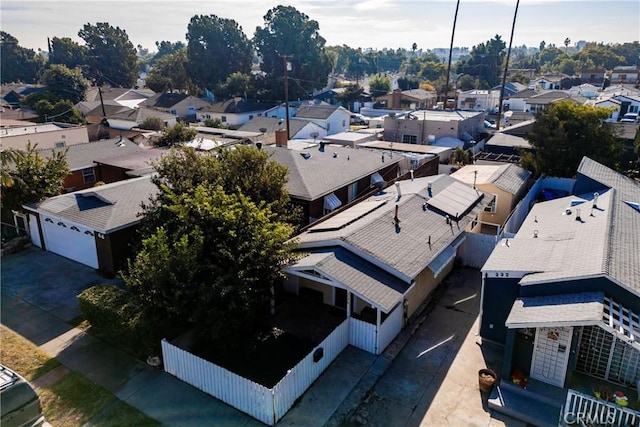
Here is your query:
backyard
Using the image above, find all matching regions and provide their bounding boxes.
[174,295,347,387]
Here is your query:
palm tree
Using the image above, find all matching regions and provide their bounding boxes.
[411,42,418,56]
[564,38,571,53]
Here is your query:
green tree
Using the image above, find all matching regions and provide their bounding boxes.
[48,37,87,72]
[1,143,69,213]
[456,35,506,88]
[369,74,391,98]
[153,40,186,63]
[41,64,89,104]
[0,32,45,83]
[202,118,227,129]
[157,122,197,147]
[528,101,621,177]
[335,84,364,109]
[123,146,298,347]
[610,42,640,66]
[574,44,625,70]
[254,5,331,100]
[145,48,193,93]
[78,22,138,87]
[214,72,255,100]
[185,15,253,91]
[139,116,165,131]
[418,60,446,82]
[508,71,530,85]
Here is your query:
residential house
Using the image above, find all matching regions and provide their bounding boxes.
[1,84,45,108]
[568,83,600,99]
[262,100,328,120]
[196,98,277,129]
[142,93,212,121]
[611,66,639,85]
[283,174,489,354]
[596,94,640,121]
[456,89,500,112]
[85,87,155,108]
[504,88,538,112]
[106,106,177,130]
[491,82,527,99]
[0,123,89,150]
[579,69,606,86]
[375,89,436,110]
[357,140,453,164]
[81,102,132,124]
[24,176,157,276]
[482,133,533,159]
[313,87,374,112]
[0,108,38,124]
[382,110,485,145]
[323,131,379,148]
[532,74,568,90]
[265,145,400,224]
[450,164,530,233]
[481,157,640,425]
[294,105,351,136]
[524,90,582,114]
[38,137,148,192]
[238,116,326,143]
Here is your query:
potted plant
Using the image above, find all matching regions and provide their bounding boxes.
[592,383,613,401]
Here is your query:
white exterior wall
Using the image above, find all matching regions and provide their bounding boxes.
[0,125,89,150]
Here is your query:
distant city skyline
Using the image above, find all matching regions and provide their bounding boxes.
[2,0,638,54]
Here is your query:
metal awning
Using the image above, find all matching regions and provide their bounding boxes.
[505,292,640,351]
[428,245,456,278]
[323,192,342,211]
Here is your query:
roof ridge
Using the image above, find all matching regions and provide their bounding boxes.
[601,188,616,277]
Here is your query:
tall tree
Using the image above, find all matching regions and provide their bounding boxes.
[254,5,331,100]
[154,40,186,62]
[214,72,255,100]
[335,84,364,109]
[123,146,298,347]
[78,22,138,87]
[157,122,197,147]
[573,44,626,70]
[48,37,87,72]
[0,143,69,213]
[0,32,45,84]
[185,15,253,91]
[145,48,194,93]
[456,35,506,88]
[527,101,621,177]
[369,74,391,98]
[41,64,89,104]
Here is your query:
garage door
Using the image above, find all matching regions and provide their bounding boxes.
[41,216,98,268]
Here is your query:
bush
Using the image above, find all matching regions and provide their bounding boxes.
[78,285,168,358]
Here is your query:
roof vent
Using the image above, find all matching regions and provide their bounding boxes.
[575,208,582,221]
[395,182,401,200]
[300,152,312,160]
[593,192,599,209]
[427,182,433,198]
[332,152,338,158]
[533,230,538,238]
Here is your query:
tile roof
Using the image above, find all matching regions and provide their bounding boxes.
[297,175,489,280]
[38,138,145,170]
[296,105,344,120]
[291,247,408,312]
[577,157,640,291]
[266,145,400,200]
[505,292,604,328]
[26,176,157,233]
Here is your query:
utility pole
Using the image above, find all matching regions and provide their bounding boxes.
[282,56,292,141]
[443,0,460,109]
[496,0,520,131]
[98,86,106,118]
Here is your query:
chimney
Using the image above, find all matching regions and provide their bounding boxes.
[275,129,288,147]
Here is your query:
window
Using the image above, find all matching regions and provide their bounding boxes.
[170,109,177,115]
[327,123,331,132]
[402,134,417,144]
[342,119,346,127]
[484,194,497,213]
[221,116,227,123]
[348,182,358,202]
[54,142,65,149]
[82,167,96,183]
[629,106,639,114]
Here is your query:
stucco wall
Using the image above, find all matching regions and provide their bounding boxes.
[405,258,454,318]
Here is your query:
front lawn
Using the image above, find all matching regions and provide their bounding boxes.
[0,326,160,427]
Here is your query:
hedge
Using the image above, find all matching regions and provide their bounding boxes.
[78,285,163,358]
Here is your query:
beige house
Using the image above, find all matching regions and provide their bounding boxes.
[0,123,89,150]
[382,110,485,144]
[375,89,436,110]
[450,163,530,233]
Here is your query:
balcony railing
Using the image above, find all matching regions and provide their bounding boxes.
[562,389,640,427]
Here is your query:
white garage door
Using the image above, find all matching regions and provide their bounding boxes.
[41,216,98,268]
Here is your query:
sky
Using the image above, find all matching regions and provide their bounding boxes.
[2,0,638,53]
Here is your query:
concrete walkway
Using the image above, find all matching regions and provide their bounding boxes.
[2,248,524,426]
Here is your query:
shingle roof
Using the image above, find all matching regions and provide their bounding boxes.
[486,134,532,150]
[451,164,530,195]
[39,138,144,170]
[108,106,176,123]
[205,98,276,114]
[26,176,157,233]
[297,175,489,280]
[266,145,400,200]
[291,247,409,312]
[237,116,316,136]
[577,157,640,290]
[144,93,188,108]
[296,105,343,120]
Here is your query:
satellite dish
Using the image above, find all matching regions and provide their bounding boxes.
[310,132,319,143]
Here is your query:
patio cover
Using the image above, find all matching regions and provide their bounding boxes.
[506,292,640,351]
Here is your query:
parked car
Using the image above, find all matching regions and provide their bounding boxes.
[350,114,369,126]
[0,365,45,427]
[620,112,639,123]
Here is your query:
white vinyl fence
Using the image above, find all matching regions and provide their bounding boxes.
[162,318,349,425]
[562,389,640,427]
[458,232,498,268]
[349,304,402,355]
